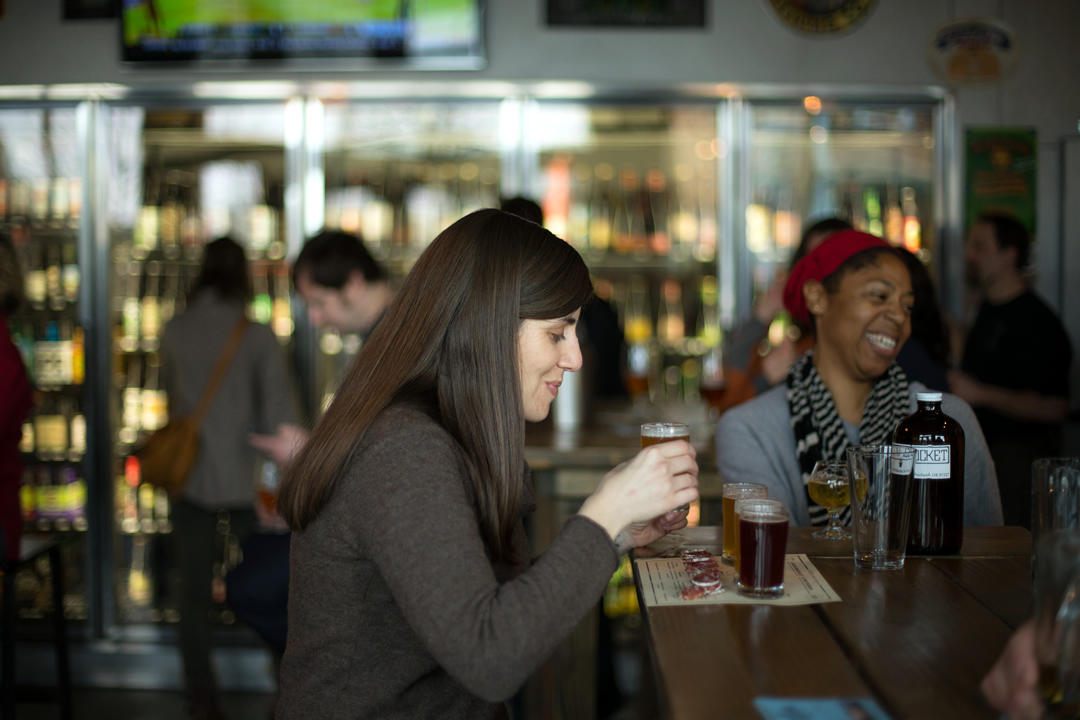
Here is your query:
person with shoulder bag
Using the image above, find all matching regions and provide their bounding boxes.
[160,237,298,720]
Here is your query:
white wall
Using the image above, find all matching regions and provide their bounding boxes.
[1,0,1077,302]
[1,1,1077,297]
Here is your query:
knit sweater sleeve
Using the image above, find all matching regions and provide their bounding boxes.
[940,390,1004,526]
[715,386,810,525]
[339,409,618,702]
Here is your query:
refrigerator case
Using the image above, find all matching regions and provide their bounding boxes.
[742,100,939,353]
[0,105,90,623]
[312,100,506,411]
[525,101,724,410]
[100,103,293,626]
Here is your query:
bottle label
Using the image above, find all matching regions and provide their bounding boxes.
[913,444,951,480]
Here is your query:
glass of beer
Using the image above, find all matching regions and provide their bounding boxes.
[808,460,852,540]
[734,498,789,598]
[722,482,767,565]
[1034,531,1080,715]
[641,422,691,515]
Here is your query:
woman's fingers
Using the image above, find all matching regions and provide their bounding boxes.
[643,439,696,461]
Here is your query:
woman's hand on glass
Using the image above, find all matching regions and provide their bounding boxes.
[616,507,691,553]
[579,441,698,544]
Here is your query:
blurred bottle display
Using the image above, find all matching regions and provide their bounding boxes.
[746,101,937,307]
[100,104,290,623]
[2,105,90,621]
[527,104,723,408]
[316,102,503,407]
[1,93,945,630]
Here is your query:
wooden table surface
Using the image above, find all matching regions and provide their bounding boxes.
[634,526,1033,720]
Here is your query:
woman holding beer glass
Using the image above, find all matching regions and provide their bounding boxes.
[715,230,1002,529]
[275,210,698,719]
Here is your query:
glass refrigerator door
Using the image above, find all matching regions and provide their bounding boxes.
[524,101,723,408]
[743,100,939,328]
[100,102,291,626]
[1,104,90,624]
[311,100,505,411]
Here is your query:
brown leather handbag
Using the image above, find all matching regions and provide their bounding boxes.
[138,316,249,498]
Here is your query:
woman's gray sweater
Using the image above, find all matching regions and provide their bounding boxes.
[276,401,619,719]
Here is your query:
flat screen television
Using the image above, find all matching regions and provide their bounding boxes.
[120,0,485,68]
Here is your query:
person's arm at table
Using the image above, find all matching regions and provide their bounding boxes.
[947,371,1069,424]
[981,620,1043,719]
[249,423,310,466]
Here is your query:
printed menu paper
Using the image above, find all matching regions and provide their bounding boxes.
[636,553,841,607]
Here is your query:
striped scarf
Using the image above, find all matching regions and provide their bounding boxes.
[786,352,910,526]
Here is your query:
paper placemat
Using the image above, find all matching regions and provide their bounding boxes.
[636,553,841,606]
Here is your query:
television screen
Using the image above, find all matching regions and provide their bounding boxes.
[121,0,484,67]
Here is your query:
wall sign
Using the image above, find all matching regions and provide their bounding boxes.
[929,18,1017,84]
[547,0,706,27]
[765,0,875,34]
[964,127,1037,234]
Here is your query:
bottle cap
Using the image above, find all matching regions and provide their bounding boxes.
[917,391,943,402]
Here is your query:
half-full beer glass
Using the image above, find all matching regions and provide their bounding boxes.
[641,422,691,515]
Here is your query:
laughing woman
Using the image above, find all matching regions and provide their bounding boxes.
[715,230,1003,529]
[275,210,698,719]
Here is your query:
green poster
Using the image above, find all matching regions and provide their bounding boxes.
[965,127,1037,234]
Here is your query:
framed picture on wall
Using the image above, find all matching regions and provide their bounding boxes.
[547,0,706,28]
[63,0,117,20]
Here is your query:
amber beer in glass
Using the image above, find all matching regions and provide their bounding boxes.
[735,498,789,598]
[722,482,767,564]
[640,422,689,449]
[641,422,690,513]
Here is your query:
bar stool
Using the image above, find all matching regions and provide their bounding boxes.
[1,532,73,720]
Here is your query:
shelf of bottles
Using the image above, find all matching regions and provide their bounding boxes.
[315,101,504,410]
[1,106,89,621]
[744,99,938,352]
[104,104,290,624]
[527,103,724,408]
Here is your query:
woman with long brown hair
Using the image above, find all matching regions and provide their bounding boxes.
[275,209,698,719]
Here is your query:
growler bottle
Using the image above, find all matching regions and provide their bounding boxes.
[894,391,964,554]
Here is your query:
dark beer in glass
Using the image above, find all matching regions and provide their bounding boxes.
[735,498,788,597]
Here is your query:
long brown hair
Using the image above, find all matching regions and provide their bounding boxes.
[278,209,593,561]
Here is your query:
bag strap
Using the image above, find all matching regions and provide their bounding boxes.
[190,315,250,427]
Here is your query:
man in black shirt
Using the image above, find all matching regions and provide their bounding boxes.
[950,213,1072,527]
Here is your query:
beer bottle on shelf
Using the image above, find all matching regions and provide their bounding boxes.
[50,177,69,226]
[140,266,162,351]
[61,240,80,305]
[30,178,49,222]
[587,164,614,254]
[894,391,964,554]
[68,177,82,227]
[45,243,64,310]
[10,179,31,220]
[901,186,921,253]
[657,278,685,352]
[694,165,717,262]
[25,244,47,310]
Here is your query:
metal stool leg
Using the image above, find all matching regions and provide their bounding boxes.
[3,563,16,720]
[47,546,71,720]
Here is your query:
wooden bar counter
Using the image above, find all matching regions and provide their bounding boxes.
[634,526,1033,720]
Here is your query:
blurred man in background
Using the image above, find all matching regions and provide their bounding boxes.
[950,212,1072,527]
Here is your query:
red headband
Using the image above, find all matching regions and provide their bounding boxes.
[783,229,891,326]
